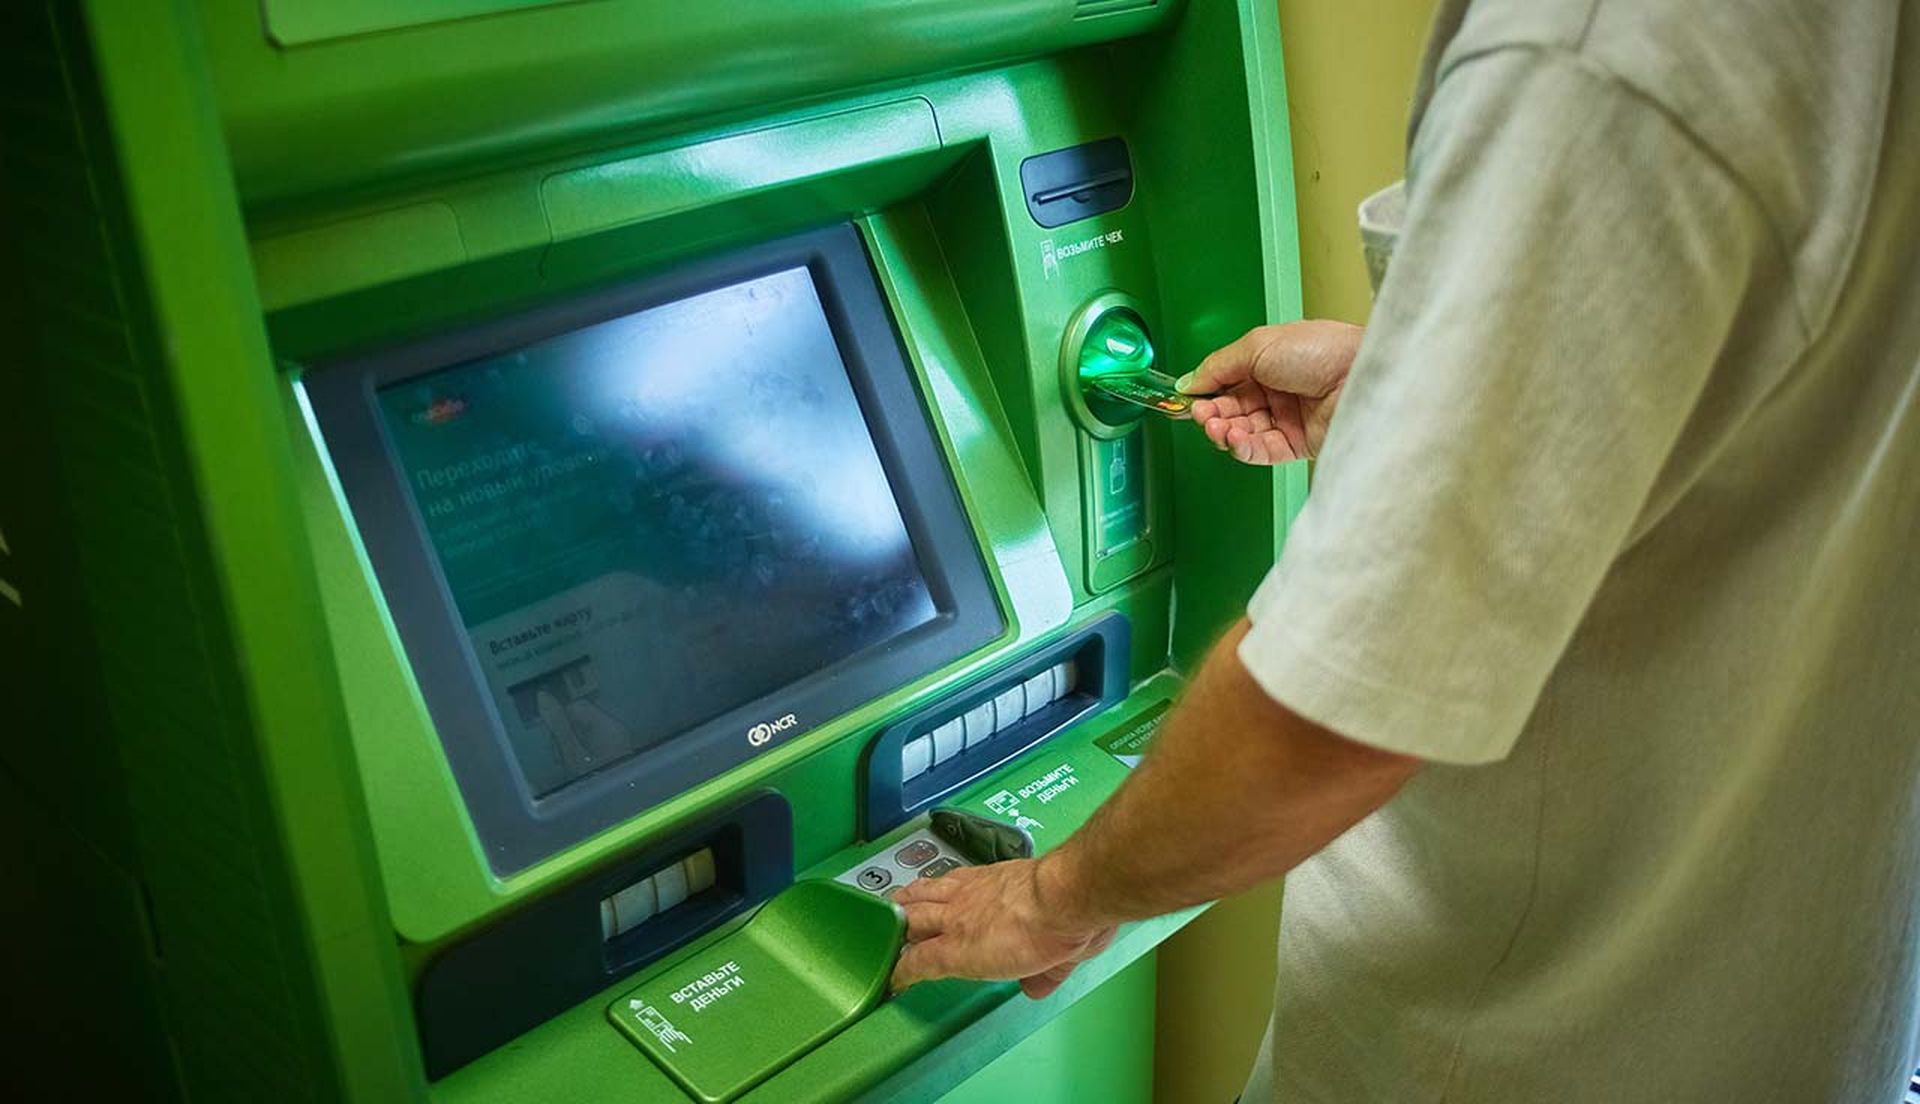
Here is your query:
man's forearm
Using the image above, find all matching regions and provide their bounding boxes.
[1037,619,1420,928]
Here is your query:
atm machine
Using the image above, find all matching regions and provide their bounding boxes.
[0,1,1304,1100]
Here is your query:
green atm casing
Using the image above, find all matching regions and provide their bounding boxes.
[609,879,907,1103]
[0,1,1309,1100]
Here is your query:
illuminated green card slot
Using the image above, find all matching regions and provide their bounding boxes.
[608,880,906,1103]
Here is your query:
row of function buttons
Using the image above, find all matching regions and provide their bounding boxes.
[598,847,717,941]
[900,660,1079,782]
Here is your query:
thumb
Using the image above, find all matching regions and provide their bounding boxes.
[1179,320,1358,398]
[1178,326,1267,395]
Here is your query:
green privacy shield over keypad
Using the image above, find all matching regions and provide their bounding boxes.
[608,879,906,1102]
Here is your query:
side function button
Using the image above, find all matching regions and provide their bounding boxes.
[961,701,997,749]
[604,878,657,939]
[653,861,690,912]
[1052,660,1078,697]
[901,735,933,780]
[683,849,717,895]
[930,718,965,765]
[992,686,1027,732]
[1021,670,1056,716]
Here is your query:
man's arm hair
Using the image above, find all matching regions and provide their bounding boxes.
[1037,618,1421,927]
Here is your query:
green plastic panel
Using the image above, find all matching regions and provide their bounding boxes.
[4,4,421,1100]
[10,0,1303,1098]
[197,0,1180,208]
[428,676,1184,1104]
[263,0,572,46]
[609,880,905,1103]
[1084,430,1157,592]
[253,201,466,312]
[542,100,940,242]
[937,955,1156,1104]
[743,683,1185,1104]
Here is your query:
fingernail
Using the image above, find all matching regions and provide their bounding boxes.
[1174,371,1196,392]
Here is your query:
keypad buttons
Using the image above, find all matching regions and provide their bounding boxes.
[918,857,962,879]
[893,839,940,868]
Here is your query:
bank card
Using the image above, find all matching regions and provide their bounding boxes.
[1087,371,1198,418]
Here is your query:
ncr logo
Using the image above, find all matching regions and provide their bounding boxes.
[746,713,798,748]
[0,524,18,609]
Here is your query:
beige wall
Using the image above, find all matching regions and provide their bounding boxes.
[1280,0,1436,322]
[1151,3,1436,1100]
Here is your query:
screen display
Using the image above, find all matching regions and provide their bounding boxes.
[375,266,938,798]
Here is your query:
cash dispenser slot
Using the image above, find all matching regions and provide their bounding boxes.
[608,879,905,1103]
[861,614,1130,837]
[414,792,792,1079]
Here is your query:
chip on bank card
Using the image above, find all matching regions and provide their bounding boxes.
[1088,371,1199,418]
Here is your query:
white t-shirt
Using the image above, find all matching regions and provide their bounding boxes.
[1237,0,1920,1100]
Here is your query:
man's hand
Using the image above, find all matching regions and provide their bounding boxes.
[887,621,1418,1001]
[1182,320,1362,463]
[889,854,1115,999]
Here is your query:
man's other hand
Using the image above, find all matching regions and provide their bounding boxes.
[889,855,1114,999]
[1182,320,1361,463]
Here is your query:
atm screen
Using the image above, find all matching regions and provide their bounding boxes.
[308,225,1000,871]
[376,267,939,798]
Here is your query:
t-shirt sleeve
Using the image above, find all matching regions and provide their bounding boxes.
[1238,47,1775,764]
